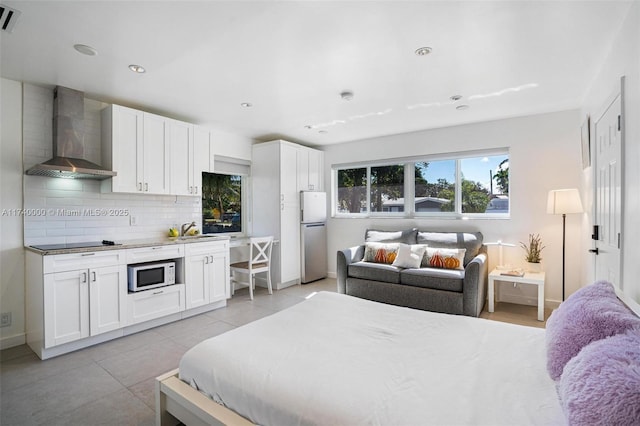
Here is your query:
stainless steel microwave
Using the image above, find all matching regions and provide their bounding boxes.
[127,261,175,292]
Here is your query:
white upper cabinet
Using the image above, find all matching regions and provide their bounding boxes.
[103,105,213,196]
[169,119,194,196]
[169,122,212,196]
[297,146,324,192]
[101,105,170,194]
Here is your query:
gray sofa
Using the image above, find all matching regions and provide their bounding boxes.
[337,229,488,317]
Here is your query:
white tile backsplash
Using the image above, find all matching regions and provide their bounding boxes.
[23,83,202,246]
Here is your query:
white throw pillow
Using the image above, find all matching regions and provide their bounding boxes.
[392,244,427,268]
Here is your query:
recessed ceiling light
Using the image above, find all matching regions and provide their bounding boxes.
[318,130,328,134]
[128,64,146,73]
[450,95,462,102]
[415,46,432,56]
[73,44,98,56]
[340,91,354,101]
[240,102,252,108]
[456,104,470,111]
[304,125,313,130]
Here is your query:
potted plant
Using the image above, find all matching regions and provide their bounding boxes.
[520,234,544,272]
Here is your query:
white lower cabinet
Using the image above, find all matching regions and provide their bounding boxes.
[26,239,230,359]
[185,240,230,309]
[44,264,126,347]
[125,284,185,325]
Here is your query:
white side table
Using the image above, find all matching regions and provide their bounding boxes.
[488,269,546,321]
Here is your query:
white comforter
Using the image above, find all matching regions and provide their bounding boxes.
[179,291,564,425]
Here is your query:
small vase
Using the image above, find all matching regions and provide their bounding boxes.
[526,262,542,273]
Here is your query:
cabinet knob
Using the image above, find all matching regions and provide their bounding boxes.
[138,182,143,191]
[82,272,87,283]
[92,271,97,282]
[145,183,149,192]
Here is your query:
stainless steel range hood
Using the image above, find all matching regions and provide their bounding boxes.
[26,86,116,180]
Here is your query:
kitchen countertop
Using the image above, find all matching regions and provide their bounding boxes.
[25,235,231,256]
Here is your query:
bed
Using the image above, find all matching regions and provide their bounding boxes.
[156,291,565,425]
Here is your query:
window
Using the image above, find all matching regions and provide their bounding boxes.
[371,165,404,213]
[336,167,367,214]
[202,172,243,234]
[414,160,455,213]
[333,150,509,217]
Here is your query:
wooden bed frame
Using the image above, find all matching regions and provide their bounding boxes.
[155,369,254,426]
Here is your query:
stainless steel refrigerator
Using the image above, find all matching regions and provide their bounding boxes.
[300,191,327,283]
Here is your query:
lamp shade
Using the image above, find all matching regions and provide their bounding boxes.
[547,188,583,214]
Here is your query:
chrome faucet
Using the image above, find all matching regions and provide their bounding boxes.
[181,221,196,236]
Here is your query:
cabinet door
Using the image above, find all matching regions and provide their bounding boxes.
[307,149,323,191]
[209,249,229,302]
[280,202,301,284]
[125,284,185,325]
[44,270,89,347]
[111,105,143,193]
[89,265,127,336]
[185,253,210,309]
[192,126,211,195]
[169,120,193,196]
[296,147,309,192]
[143,112,170,194]
[280,143,299,205]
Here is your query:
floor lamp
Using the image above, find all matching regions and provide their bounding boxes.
[547,188,583,301]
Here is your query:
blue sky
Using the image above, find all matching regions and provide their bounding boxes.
[420,155,508,193]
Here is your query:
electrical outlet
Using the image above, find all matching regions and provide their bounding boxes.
[0,312,11,328]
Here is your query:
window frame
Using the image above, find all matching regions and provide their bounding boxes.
[332,148,509,219]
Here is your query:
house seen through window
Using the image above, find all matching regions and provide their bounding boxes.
[202,172,242,234]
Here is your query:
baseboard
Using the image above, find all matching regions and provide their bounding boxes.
[0,333,26,350]
[327,271,336,279]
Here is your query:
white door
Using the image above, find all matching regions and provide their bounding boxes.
[209,249,229,302]
[44,270,89,347]
[185,253,210,309]
[112,105,143,193]
[169,119,193,196]
[143,112,169,194]
[192,126,211,195]
[593,91,623,285]
[89,265,126,336]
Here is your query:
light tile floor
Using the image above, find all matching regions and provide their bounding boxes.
[1,278,547,425]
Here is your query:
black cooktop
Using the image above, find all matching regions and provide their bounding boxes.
[30,240,121,251]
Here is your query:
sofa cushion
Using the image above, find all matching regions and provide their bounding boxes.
[392,244,427,268]
[417,232,483,265]
[400,267,464,292]
[365,228,418,244]
[348,261,401,284]
[363,242,399,264]
[422,247,466,270]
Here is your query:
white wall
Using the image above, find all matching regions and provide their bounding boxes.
[324,109,584,307]
[0,78,26,349]
[581,2,640,305]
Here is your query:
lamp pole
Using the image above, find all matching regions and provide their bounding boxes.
[562,213,566,301]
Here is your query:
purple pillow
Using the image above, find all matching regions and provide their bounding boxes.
[546,280,640,380]
[558,330,640,425]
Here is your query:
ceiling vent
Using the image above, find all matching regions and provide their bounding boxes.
[0,4,21,33]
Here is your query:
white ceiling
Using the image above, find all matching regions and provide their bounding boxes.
[0,1,632,146]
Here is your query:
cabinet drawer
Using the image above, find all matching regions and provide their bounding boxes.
[184,240,229,256]
[125,284,185,325]
[43,250,124,273]
[126,244,184,263]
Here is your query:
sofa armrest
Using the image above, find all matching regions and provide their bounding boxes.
[462,250,488,317]
[337,245,365,293]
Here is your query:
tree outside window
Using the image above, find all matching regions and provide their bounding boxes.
[337,168,367,213]
[202,172,242,234]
